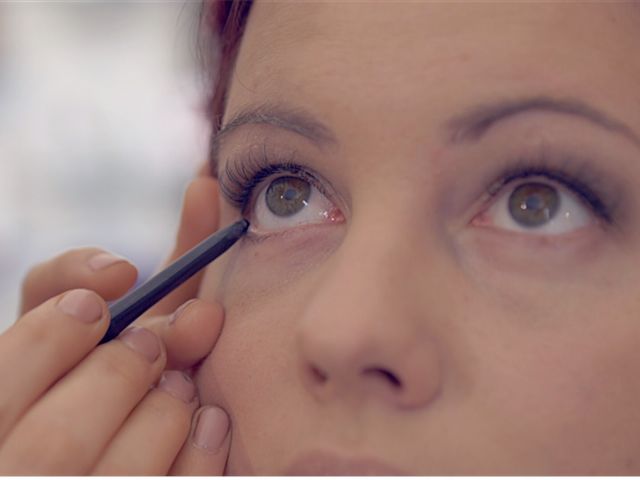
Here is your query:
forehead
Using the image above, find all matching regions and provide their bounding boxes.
[224,2,640,138]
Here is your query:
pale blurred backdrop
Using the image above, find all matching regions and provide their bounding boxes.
[0,2,212,331]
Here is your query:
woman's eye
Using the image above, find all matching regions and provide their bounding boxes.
[473,179,594,235]
[249,176,342,233]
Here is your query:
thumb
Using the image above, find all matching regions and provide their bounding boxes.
[142,176,220,318]
[169,406,231,475]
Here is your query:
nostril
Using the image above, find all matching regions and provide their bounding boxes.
[363,367,402,389]
[310,365,328,384]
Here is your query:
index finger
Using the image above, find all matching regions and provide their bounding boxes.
[141,176,220,319]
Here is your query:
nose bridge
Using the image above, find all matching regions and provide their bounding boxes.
[296,213,443,409]
[342,221,411,306]
[305,212,419,341]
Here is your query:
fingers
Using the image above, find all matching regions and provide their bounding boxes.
[92,371,198,475]
[0,292,224,474]
[0,326,166,475]
[0,289,110,439]
[86,300,225,474]
[14,250,222,406]
[196,160,212,177]
[142,177,220,318]
[20,248,137,315]
[137,299,224,370]
[169,406,231,475]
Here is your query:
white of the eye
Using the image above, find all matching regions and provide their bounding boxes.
[252,181,334,231]
[489,183,592,235]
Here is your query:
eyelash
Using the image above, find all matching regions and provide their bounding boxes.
[219,149,615,225]
[219,148,325,215]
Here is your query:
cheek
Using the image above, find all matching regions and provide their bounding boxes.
[201,223,344,313]
[467,293,640,473]
[196,267,331,474]
[195,291,296,405]
[196,206,640,473]
[194,295,299,474]
[194,224,344,471]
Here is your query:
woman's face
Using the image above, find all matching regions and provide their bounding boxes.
[196,2,640,474]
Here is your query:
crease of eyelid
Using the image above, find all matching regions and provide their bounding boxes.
[210,102,339,177]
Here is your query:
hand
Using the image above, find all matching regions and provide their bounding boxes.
[0,177,230,475]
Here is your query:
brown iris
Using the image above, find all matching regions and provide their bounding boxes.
[265,176,311,217]
[508,182,560,228]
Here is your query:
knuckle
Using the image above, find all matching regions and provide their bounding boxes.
[61,247,100,264]
[16,313,50,348]
[20,248,97,305]
[145,392,191,433]
[20,261,46,297]
[94,348,149,388]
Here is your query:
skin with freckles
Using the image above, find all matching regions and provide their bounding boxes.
[195,2,640,474]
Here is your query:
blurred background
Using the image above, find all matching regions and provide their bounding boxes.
[0,2,212,331]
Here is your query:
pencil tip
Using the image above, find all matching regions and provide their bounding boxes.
[238,218,250,234]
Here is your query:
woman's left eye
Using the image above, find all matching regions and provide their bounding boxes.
[249,175,342,233]
[473,178,595,235]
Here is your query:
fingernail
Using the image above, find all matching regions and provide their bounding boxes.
[169,299,198,325]
[158,370,196,403]
[119,327,161,363]
[193,406,229,452]
[58,289,103,323]
[88,252,127,271]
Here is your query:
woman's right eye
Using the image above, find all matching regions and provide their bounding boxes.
[248,175,344,234]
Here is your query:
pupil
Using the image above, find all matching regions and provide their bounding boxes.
[265,177,311,217]
[524,195,543,210]
[283,188,297,201]
[508,182,559,228]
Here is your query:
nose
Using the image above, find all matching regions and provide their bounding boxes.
[296,224,443,410]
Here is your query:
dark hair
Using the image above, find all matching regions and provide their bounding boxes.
[199,0,253,174]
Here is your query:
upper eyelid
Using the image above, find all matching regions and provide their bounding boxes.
[218,146,329,212]
[212,109,339,179]
[218,144,295,205]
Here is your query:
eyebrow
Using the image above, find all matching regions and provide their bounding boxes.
[212,103,338,150]
[447,96,640,147]
[210,96,640,174]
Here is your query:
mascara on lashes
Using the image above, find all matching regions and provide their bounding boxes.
[219,149,324,214]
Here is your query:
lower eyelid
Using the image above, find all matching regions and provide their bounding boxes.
[245,219,344,243]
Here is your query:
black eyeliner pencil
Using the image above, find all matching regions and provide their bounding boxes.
[99,219,249,344]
